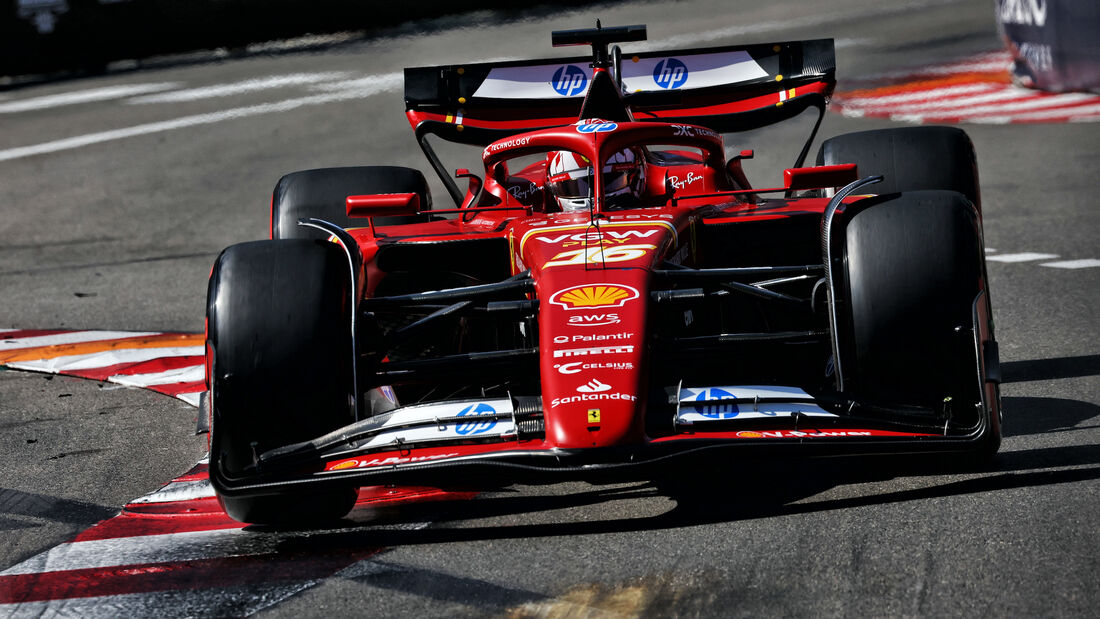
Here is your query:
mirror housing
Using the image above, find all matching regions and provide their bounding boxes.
[346,193,421,218]
[783,164,858,191]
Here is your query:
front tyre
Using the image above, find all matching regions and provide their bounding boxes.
[831,190,1000,457]
[207,239,357,524]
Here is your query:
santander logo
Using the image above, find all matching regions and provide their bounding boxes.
[576,379,612,393]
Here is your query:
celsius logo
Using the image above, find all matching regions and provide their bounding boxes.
[691,388,738,418]
[653,58,688,89]
[455,402,497,435]
[577,379,612,393]
[552,65,589,96]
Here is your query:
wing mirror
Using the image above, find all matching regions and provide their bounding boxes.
[345,193,421,218]
[783,164,858,191]
[455,168,483,210]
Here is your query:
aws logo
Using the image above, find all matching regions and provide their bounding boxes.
[568,312,620,326]
[550,284,639,310]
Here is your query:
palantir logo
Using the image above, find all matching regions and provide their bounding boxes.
[455,402,497,435]
[552,65,589,96]
[653,58,689,90]
[692,388,738,418]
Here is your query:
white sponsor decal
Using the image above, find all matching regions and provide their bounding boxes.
[473,64,590,99]
[534,228,655,248]
[668,172,703,190]
[551,392,637,408]
[567,313,621,326]
[555,361,635,374]
[620,51,768,92]
[564,332,632,342]
[576,379,612,393]
[485,135,532,155]
[671,124,719,138]
[535,229,660,245]
[1017,42,1053,72]
[998,0,1047,26]
[675,385,835,423]
[508,183,539,200]
[679,385,816,401]
[345,398,515,449]
[553,345,634,358]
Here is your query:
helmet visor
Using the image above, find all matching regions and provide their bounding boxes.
[547,167,593,199]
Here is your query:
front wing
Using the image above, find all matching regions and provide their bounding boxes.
[209,386,997,499]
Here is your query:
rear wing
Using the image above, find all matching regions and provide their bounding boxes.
[404,38,836,146]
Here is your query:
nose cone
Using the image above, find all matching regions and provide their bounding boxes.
[517,215,679,449]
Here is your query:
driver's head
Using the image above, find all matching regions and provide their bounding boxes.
[546,148,646,211]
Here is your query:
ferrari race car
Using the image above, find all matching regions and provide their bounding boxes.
[204,24,1002,524]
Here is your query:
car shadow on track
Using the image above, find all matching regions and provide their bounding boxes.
[1001,354,1100,384]
[256,395,1099,549]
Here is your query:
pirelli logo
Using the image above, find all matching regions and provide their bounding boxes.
[553,345,635,358]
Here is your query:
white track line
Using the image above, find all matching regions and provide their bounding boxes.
[0,331,158,351]
[127,72,351,104]
[0,73,401,163]
[985,252,1060,263]
[1040,259,1100,269]
[0,83,180,113]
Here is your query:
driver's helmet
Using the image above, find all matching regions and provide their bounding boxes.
[546,148,646,211]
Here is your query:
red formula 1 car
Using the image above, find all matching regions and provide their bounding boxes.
[204,24,1001,524]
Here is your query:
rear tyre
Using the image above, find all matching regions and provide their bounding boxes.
[833,190,999,456]
[207,239,357,524]
[271,166,433,239]
[817,126,981,212]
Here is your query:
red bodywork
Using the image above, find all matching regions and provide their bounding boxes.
[208,29,999,500]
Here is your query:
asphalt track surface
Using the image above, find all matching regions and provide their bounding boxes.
[1,0,1097,615]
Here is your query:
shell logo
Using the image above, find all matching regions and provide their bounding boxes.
[735,431,764,438]
[328,459,359,471]
[550,284,639,310]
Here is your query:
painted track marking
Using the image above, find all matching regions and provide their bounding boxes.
[0,83,180,113]
[0,73,402,163]
[0,332,476,613]
[126,72,352,104]
[986,252,1061,263]
[833,52,1100,124]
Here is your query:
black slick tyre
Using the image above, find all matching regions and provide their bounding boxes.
[207,239,357,524]
[832,190,999,455]
[817,126,981,213]
[271,166,432,239]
